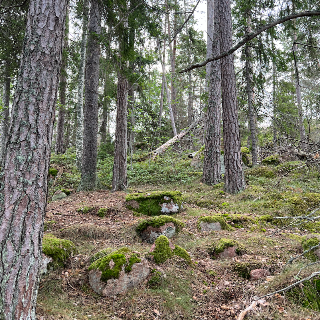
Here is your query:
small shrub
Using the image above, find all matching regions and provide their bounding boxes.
[48,167,58,177]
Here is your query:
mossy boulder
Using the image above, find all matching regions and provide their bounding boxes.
[261,154,280,166]
[150,235,192,265]
[208,238,246,259]
[288,193,320,216]
[197,216,231,231]
[136,215,185,243]
[88,247,150,296]
[42,234,77,267]
[301,236,320,261]
[126,191,183,216]
[233,260,264,279]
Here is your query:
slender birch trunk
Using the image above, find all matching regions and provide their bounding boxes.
[0,0,67,318]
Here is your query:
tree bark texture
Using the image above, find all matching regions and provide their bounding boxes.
[206,0,214,87]
[203,0,222,185]
[112,74,128,191]
[0,1,67,319]
[80,0,101,191]
[128,84,135,153]
[245,14,258,166]
[219,0,245,193]
[0,62,10,167]
[55,14,69,154]
[76,0,90,170]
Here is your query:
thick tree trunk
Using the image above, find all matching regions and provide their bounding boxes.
[79,0,101,191]
[245,14,258,166]
[76,0,90,170]
[219,0,245,193]
[203,0,222,185]
[55,15,69,154]
[0,1,67,319]
[0,62,10,166]
[112,74,128,191]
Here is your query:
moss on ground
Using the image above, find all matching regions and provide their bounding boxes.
[233,261,263,279]
[48,167,58,177]
[262,154,280,166]
[42,234,77,267]
[245,166,276,178]
[288,193,320,216]
[97,208,108,217]
[126,191,182,216]
[301,236,320,261]
[208,238,246,258]
[88,247,141,282]
[136,215,185,234]
[76,206,95,214]
[197,215,231,231]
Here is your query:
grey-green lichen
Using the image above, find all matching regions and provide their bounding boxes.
[42,234,77,267]
[88,247,141,282]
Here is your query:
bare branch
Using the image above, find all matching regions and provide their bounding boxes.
[180,10,320,73]
[237,299,267,320]
[285,243,320,266]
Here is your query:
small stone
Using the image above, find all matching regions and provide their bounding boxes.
[250,269,270,280]
[199,221,222,232]
[141,222,176,243]
[218,246,237,259]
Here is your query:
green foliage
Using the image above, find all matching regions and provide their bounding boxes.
[90,248,114,263]
[262,154,280,166]
[208,238,246,258]
[61,189,71,196]
[288,193,320,216]
[245,166,276,178]
[172,246,192,265]
[197,216,231,231]
[147,269,163,289]
[88,247,140,282]
[126,191,182,216]
[48,167,58,177]
[42,234,77,267]
[97,208,108,217]
[136,215,185,234]
[77,206,95,214]
[98,139,114,160]
[152,236,173,264]
[301,236,320,261]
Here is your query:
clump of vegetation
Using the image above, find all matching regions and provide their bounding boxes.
[88,247,141,282]
[48,167,58,177]
[136,215,185,235]
[197,215,231,231]
[97,208,108,217]
[241,147,251,167]
[245,166,276,178]
[301,236,320,261]
[208,238,246,258]
[233,260,263,279]
[90,248,115,263]
[276,161,303,174]
[126,191,182,216]
[147,269,163,289]
[44,220,56,231]
[151,235,192,265]
[262,154,280,166]
[42,234,77,267]
[60,188,71,195]
[77,206,95,214]
[288,193,320,216]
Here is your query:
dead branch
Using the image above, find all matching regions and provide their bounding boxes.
[237,299,266,320]
[180,10,320,73]
[286,243,320,266]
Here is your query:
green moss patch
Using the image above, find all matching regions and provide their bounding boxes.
[245,166,276,178]
[151,235,192,265]
[233,260,263,279]
[42,234,77,267]
[147,269,163,289]
[261,154,280,166]
[208,238,246,259]
[126,191,182,216]
[301,236,320,261]
[88,247,141,282]
[48,167,58,177]
[76,206,95,214]
[288,193,320,216]
[136,215,185,235]
[197,215,231,231]
[97,208,108,217]
[223,213,255,228]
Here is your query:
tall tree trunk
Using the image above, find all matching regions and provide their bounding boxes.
[272,40,277,148]
[219,0,245,193]
[187,72,194,125]
[203,0,221,185]
[128,83,135,153]
[112,74,128,191]
[0,1,67,318]
[206,0,214,87]
[55,12,69,154]
[76,0,90,170]
[159,73,165,127]
[245,14,258,166]
[0,62,10,166]
[100,72,110,145]
[79,0,101,191]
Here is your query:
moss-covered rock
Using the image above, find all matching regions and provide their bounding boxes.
[88,247,141,282]
[126,191,183,216]
[197,215,231,231]
[151,235,192,265]
[261,154,280,166]
[233,260,263,279]
[208,238,246,259]
[42,234,77,267]
[301,236,320,261]
[77,206,95,214]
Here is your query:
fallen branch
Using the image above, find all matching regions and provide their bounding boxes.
[237,299,266,320]
[180,10,320,73]
[285,242,320,266]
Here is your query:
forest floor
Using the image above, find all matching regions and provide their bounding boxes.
[37,153,320,320]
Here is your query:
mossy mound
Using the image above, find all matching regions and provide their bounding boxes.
[136,215,185,235]
[208,238,246,259]
[48,167,58,177]
[276,161,303,174]
[233,260,263,279]
[197,215,231,231]
[151,235,192,265]
[288,193,320,216]
[261,154,280,166]
[77,206,95,214]
[245,166,276,178]
[147,269,163,289]
[222,213,255,228]
[301,236,320,261]
[88,247,141,282]
[126,191,183,216]
[42,234,77,267]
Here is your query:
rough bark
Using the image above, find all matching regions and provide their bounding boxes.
[100,72,110,145]
[112,74,128,191]
[0,62,10,166]
[203,0,221,185]
[219,0,245,193]
[55,13,69,154]
[76,0,90,170]
[245,14,258,166]
[0,1,67,319]
[79,0,101,191]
